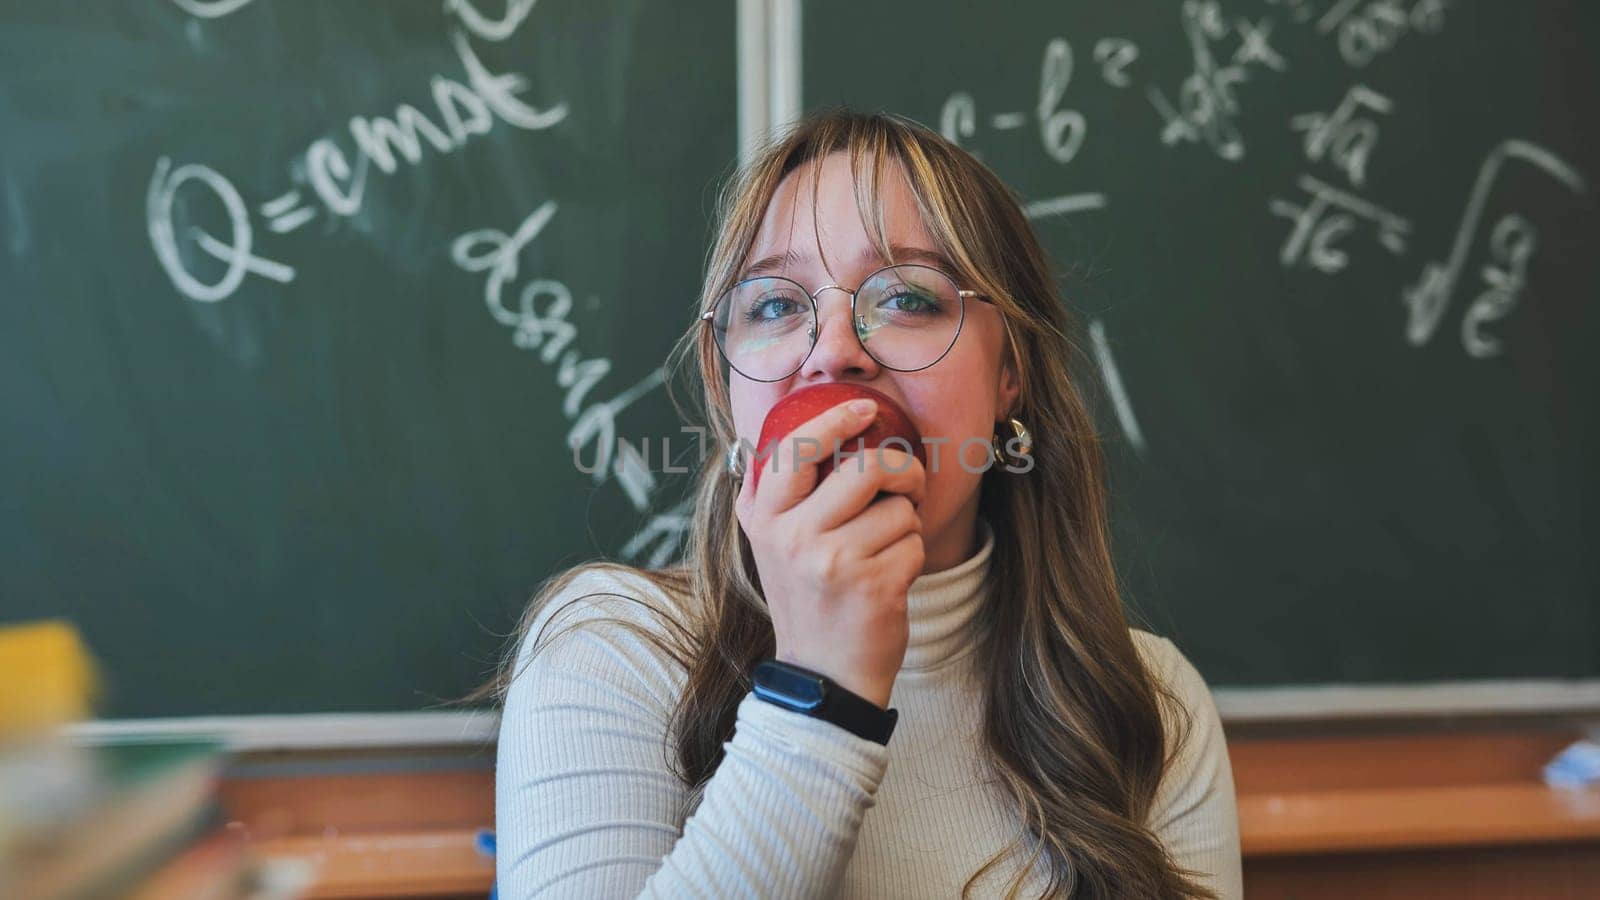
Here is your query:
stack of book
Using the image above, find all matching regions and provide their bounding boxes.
[0,620,310,899]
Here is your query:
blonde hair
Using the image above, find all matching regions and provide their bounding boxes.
[480,109,1215,899]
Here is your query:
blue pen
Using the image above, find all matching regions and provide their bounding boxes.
[475,828,497,900]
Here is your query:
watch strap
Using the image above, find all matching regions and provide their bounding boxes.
[751,658,899,746]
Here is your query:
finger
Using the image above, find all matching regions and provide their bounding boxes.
[830,446,925,508]
[827,492,921,559]
[804,449,926,532]
[869,528,926,580]
[755,397,878,513]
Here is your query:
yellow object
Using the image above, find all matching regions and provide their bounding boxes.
[0,620,99,737]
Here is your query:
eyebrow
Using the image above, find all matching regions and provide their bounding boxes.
[738,244,958,282]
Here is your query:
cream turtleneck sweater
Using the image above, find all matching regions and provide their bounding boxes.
[496,520,1242,898]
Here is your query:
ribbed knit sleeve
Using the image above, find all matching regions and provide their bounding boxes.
[1143,635,1244,900]
[495,569,891,899]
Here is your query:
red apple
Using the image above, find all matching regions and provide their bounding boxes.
[751,383,925,491]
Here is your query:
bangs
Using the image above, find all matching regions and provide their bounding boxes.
[771,115,989,292]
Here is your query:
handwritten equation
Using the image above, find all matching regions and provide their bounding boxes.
[931,0,1587,379]
[145,26,566,302]
[1403,141,1588,358]
[1216,0,1586,360]
[1262,0,1587,360]
[939,35,1128,220]
[146,1,687,565]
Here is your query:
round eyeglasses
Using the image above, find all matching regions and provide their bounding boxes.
[702,263,995,382]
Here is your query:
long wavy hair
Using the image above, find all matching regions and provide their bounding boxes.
[477,109,1214,899]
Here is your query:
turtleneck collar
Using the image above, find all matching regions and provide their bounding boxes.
[902,516,994,672]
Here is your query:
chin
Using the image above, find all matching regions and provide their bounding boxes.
[914,480,963,542]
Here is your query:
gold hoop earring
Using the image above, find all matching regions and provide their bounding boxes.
[991,417,1033,470]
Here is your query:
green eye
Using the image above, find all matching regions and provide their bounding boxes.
[881,290,940,314]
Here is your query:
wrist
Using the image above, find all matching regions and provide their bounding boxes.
[774,653,893,708]
[751,658,899,746]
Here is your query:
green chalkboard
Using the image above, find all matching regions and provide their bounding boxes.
[1,1,733,716]
[805,1,1600,686]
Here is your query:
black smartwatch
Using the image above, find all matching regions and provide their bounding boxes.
[750,658,899,746]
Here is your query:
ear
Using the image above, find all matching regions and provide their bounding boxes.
[995,352,1021,421]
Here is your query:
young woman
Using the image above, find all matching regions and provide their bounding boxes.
[490,110,1242,898]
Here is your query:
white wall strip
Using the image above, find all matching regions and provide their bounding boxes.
[66,711,499,752]
[62,680,1600,752]
[736,0,801,164]
[768,0,803,133]
[736,0,769,167]
[1213,679,1600,723]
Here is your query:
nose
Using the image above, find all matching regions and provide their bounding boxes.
[800,287,879,382]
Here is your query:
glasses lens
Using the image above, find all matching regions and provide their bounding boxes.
[855,265,965,371]
[709,277,816,381]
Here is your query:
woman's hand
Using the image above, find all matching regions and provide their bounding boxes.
[734,397,927,709]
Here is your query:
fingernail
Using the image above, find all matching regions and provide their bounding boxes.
[848,398,876,418]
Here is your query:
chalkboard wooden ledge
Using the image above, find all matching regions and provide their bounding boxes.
[255,830,492,900]
[220,726,1600,898]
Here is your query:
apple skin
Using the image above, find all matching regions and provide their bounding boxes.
[751,383,926,491]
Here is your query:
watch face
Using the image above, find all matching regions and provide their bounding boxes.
[754,662,825,710]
